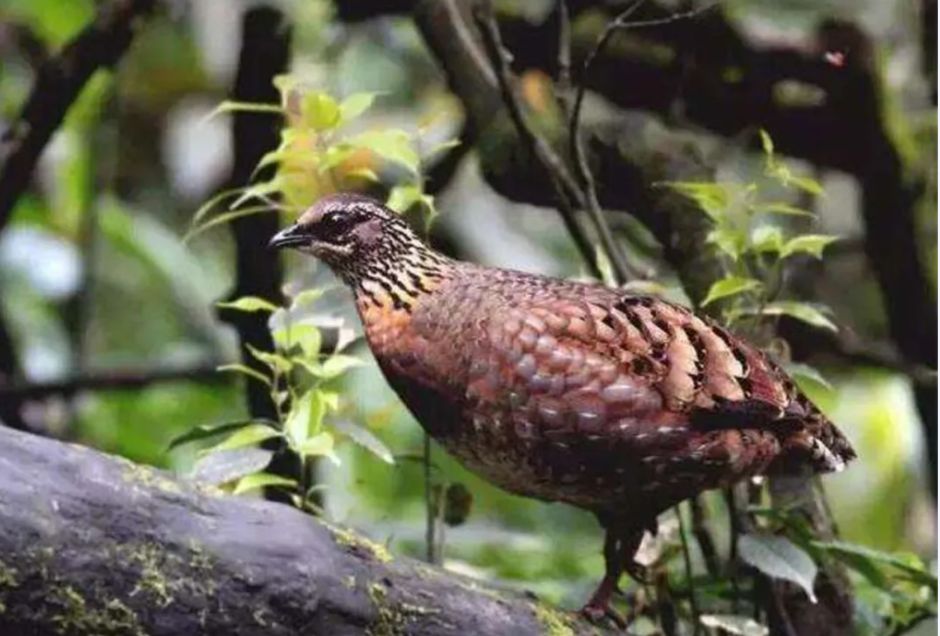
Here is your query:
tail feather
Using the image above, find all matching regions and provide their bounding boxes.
[773,412,856,475]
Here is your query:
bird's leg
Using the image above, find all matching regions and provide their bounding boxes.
[619,525,652,585]
[580,529,628,628]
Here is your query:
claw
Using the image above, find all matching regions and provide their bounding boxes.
[580,603,628,630]
[625,559,652,585]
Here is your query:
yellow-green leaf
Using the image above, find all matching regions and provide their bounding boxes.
[206,424,282,454]
[299,431,339,464]
[302,93,341,130]
[350,130,420,174]
[339,92,377,121]
[285,390,326,448]
[216,363,272,387]
[233,472,298,495]
[751,226,784,254]
[702,277,762,307]
[760,301,838,332]
[780,234,838,259]
[217,296,279,313]
[246,344,293,374]
[753,202,815,217]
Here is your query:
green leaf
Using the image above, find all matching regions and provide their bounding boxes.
[788,175,824,196]
[217,296,279,313]
[205,423,282,454]
[751,226,784,254]
[246,344,294,374]
[811,541,938,589]
[183,205,273,243]
[665,182,730,221]
[290,288,326,308]
[706,227,747,261]
[759,301,838,332]
[168,419,264,450]
[285,390,326,448]
[302,92,341,130]
[785,362,833,391]
[387,184,431,214]
[233,472,298,495]
[317,354,364,379]
[333,419,394,464]
[780,234,838,259]
[349,130,420,174]
[739,533,818,602]
[347,168,379,182]
[753,202,815,217]
[339,92,377,121]
[216,363,273,387]
[594,244,617,287]
[758,129,775,157]
[427,138,461,157]
[190,448,273,486]
[701,277,763,307]
[299,431,339,464]
[700,614,769,636]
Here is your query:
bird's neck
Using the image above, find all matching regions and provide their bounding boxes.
[340,236,454,313]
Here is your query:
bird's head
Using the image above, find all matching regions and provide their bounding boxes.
[268,193,438,285]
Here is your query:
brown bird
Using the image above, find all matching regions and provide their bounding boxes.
[269,192,855,624]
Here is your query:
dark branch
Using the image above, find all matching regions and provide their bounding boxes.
[0,0,158,232]
[0,426,619,636]
[0,364,228,401]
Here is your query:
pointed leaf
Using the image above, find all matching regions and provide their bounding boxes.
[168,419,265,451]
[299,431,339,465]
[339,92,377,121]
[739,533,818,602]
[759,301,838,332]
[285,390,326,448]
[701,277,763,307]
[317,354,364,379]
[333,419,394,464]
[751,226,784,254]
[785,362,833,391]
[758,129,775,156]
[205,424,282,454]
[754,202,815,217]
[190,448,273,486]
[216,364,273,387]
[217,296,279,313]
[302,92,341,130]
[811,541,938,588]
[349,130,420,174]
[700,614,769,636]
[233,472,298,495]
[780,234,838,259]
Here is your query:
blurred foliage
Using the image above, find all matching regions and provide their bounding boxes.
[0,1,934,634]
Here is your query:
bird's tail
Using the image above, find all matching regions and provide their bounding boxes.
[771,411,857,474]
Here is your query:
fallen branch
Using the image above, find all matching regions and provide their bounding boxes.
[0,427,617,636]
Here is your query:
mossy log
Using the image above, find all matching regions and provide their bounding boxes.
[0,427,616,636]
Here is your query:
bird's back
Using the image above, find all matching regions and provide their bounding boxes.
[358,261,855,514]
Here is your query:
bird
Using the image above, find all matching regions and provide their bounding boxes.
[269,192,856,625]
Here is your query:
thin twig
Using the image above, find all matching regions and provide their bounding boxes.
[555,0,573,120]
[689,495,720,578]
[472,1,603,280]
[676,505,702,636]
[424,433,437,563]
[0,364,229,400]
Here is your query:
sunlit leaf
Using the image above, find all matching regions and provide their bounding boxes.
[290,288,326,308]
[785,362,833,391]
[739,533,818,602]
[246,344,294,374]
[701,614,769,636]
[753,202,815,217]
[168,419,271,450]
[758,301,838,332]
[665,182,730,221]
[706,227,746,261]
[233,472,298,495]
[594,244,617,287]
[183,205,274,243]
[208,100,282,119]
[303,92,341,130]
[299,431,339,464]
[285,389,326,448]
[339,92,377,121]
[217,296,279,313]
[702,276,762,307]
[751,226,784,254]
[315,354,364,379]
[349,130,421,174]
[812,541,938,589]
[758,129,775,157]
[788,175,824,196]
[780,234,838,259]
[190,448,273,486]
[205,423,283,454]
[216,363,272,388]
[332,419,394,464]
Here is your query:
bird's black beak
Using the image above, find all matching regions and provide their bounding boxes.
[268,224,310,250]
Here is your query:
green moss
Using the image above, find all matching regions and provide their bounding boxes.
[120,541,217,606]
[533,603,576,636]
[366,582,406,636]
[0,559,18,588]
[326,523,392,564]
[50,586,146,636]
[120,461,183,495]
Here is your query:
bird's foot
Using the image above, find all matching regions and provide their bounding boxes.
[624,559,652,585]
[579,602,628,630]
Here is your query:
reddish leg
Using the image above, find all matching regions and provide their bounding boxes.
[580,529,627,628]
